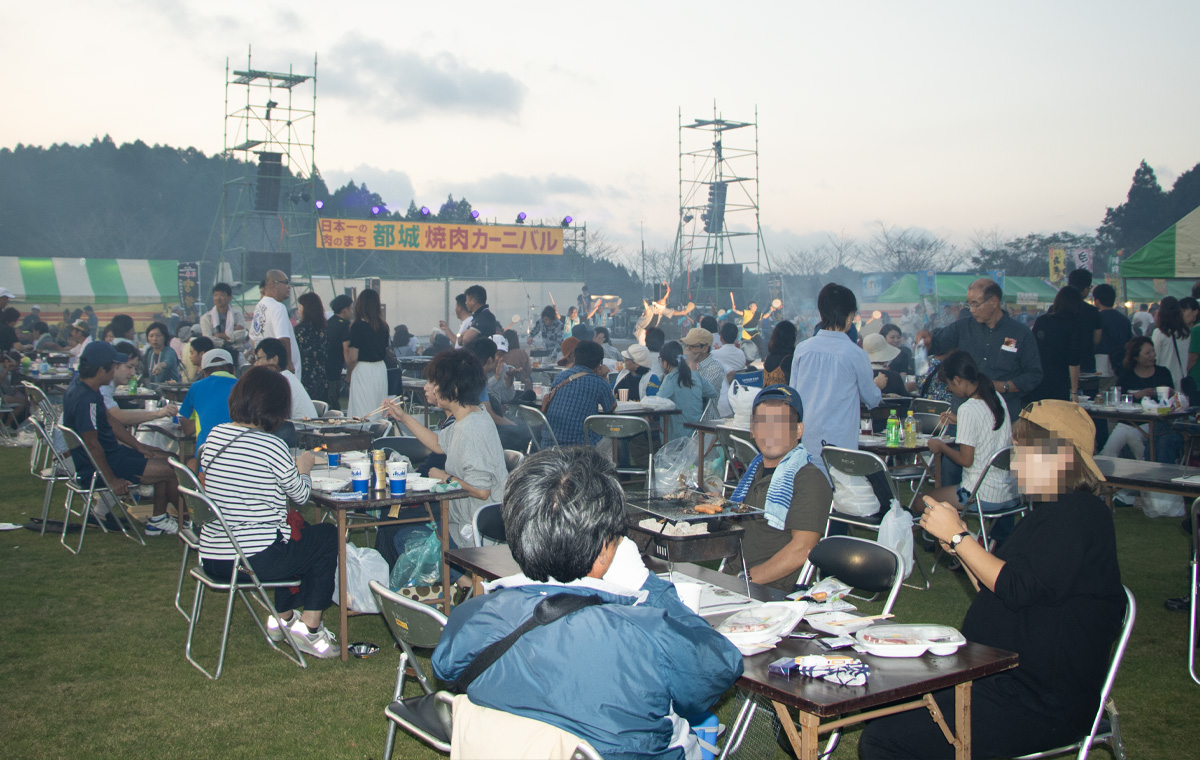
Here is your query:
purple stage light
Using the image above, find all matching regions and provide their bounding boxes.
[371,206,381,215]
[314,200,324,209]
[420,206,430,216]
[518,212,527,221]
[471,210,480,219]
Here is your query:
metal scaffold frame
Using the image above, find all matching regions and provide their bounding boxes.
[674,104,772,310]
[208,48,318,306]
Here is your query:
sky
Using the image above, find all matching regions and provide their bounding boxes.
[3,0,1198,271]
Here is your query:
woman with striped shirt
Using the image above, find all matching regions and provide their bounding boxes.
[198,366,338,659]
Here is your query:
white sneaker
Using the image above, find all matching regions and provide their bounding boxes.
[144,514,179,536]
[288,619,338,659]
[266,612,296,642]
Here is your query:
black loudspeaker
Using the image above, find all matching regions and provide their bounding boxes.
[255,152,283,212]
[701,263,744,289]
[653,283,668,301]
[243,253,292,291]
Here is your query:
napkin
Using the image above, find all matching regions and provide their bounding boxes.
[795,655,870,686]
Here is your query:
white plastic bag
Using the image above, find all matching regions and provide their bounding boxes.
[727,380,761,425]
[877,500,915,580]
[1143,491,1185,518]
[333,542,391,613]
[829,468,881,517]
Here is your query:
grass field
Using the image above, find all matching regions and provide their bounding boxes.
[0,445,1195,759]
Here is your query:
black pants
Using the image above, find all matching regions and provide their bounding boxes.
[201,523,338,613]
[858,673,1082,759]
[326,379,342,412]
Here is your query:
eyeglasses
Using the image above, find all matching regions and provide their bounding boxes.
[965,297,995,310]
[272,279,290,286]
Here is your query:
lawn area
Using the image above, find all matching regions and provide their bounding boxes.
[0,444,1195,759]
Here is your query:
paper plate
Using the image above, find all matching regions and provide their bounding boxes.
[310,476,351,492]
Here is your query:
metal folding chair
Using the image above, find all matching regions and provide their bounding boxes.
[56,425,145,554]
[719,434,760,495]
[369,580,451,758]
[513,404,558,451]
[888,412,943,508]
[910,398,951,416]
[821,446,929,590]
[24,416,73,534]
[372,435,433,464]
[178,481,307,679]
[585,414,654,483]
[471,503,506,547]
[168,459,204,621]
[311,399,329,417]
[928,448,1028,575]
[1190,498,1200,687]
[1013,586,1136,760]
[503,449,525,473]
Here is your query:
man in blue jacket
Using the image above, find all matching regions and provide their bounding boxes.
[432,446,743,759]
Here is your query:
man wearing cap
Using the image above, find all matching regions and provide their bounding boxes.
[20,305,41,332]
[67,318,93,360]
[62,342,184,536]
[179,349,238,452]
[250,269,300,381]
[0,287,11,312]
[864,399,1123,760]
[683,327,730,414]
[614,344,654,401]
[200,282,246,351]
[726,385,832,590]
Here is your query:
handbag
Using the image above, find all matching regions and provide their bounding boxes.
[1170,338,1198,398]
[540,371,588,414]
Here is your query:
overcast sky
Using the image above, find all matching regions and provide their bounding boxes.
[4,1,1197,269]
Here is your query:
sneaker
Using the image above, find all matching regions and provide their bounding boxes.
[1165,595,1191,613]
[266,612,296,642]
[144,514,179,536]
[288,619,338,659]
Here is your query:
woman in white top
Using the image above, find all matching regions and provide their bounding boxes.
[198,366,338,659]
[924,350,1020,518]
[1150,296,1192,393]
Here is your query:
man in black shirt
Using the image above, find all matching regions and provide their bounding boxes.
[325,295,353,411]
[1093,283,1132,374]
[461,284,500,342]
[1066,268,1103,373]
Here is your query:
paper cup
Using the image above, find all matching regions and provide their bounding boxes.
[350,462,369,493]
[327,451,341,467]
[1157,386,1171,403]
[674,582,703,614]
[618,388,629,401]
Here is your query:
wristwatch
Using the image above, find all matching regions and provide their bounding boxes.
[948,531,972,553]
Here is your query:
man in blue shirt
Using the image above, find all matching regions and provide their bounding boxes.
[543,341,616,447]
[790,284,886,480]
[179,348,238,453]
[62,341,184,536]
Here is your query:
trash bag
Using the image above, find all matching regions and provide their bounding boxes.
[829,468,881,517]
[877,500,915,580]
[651,435,725,493]
[333,542,391,613]
[389,523,443,589]
[1143,491,1186,518]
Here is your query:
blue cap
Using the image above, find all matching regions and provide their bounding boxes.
[80,341,129,366]
[752,383,804,421]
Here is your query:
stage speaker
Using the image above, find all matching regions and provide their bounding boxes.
[701,263,744,289]
[255,152,283,212]
[243,253,292,292]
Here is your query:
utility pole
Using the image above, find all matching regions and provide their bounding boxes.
[640,221,646,299]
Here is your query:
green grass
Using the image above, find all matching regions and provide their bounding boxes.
[0,445,1195,759]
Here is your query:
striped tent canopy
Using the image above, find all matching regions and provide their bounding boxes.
[1121,204,1200,278]
[874,273,1060,304]
[0,257,178,304]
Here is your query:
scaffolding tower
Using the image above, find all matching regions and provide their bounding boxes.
[674,105,771,312]
[208,49,318,308]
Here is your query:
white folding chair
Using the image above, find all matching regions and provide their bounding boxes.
[1013,586,1136,760]
[513,404,558,451]
[24,416,73,535]
[369,580,451,758]
[311,399,329,417]
[178,481,307,679]
[910,398,950,416]
[585,414,654,483]
[168,459,204,621]
[1190,497,1200,687]
[56,425,145,554]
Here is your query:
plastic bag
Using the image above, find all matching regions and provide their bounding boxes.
[389,523,443,589]
[651,435,725,493]
[877,500,915,580]
[829,467,881,517]
[333,543,391,613]
[1143,491,1185,518]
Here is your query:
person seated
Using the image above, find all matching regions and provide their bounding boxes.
[762,320,797,386]
[502,328,532,385]
[880,323,914,375]
[62,341,184,536]
[29,321,57,352]
[864,334,909,395]
[592,326,622,364]
[655,341,718,440]
[254,337,318,420]
[198,366,338,658]
[179,349,238,454]
[542,340,616,448]
[67,318,92,360]
[613,344,653,401]
[0,351,29,428]
[862,400,1125,759]
[0,307,25,352]
[640,327,667,398]
[185,336,214,382]
[103,342,178,426]
[463,336,531,454]
[725,385,832,590]
[432,446,743,759]
[144,321,182,384]
[382,349,509,548]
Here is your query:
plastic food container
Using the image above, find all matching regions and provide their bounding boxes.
[855,624,966,657]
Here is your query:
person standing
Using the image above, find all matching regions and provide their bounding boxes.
[762,320,797,386]
[200,282,246,351]
[249,269,300,382]
[1028,286,1085,403]
[1065,268,1103,374]
[294,292,328,404]
[346,289,390,420]
[459,284,499,343]
[1131,303,1155,336]
[528,305,564,353]
[790,284,886,479]
[929,278,1042,420]
[1151,296,1192,394]
[324,295,353,412]
[1093,284,1133,376]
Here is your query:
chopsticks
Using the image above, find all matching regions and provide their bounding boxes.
[359,395,401,420]
[827,613,895,626]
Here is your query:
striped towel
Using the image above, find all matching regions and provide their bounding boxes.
[729,443,813,530]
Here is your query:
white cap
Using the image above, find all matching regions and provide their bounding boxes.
[490,334,510,353]
[200,349,235,370]
[0,287,12,298]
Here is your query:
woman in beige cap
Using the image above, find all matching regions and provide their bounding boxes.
[862,399,1125,759]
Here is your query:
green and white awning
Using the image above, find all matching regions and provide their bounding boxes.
[1121,204,1200,278]
[0,257,179,304]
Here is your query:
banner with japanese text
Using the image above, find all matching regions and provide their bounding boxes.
[177,261,199,318]
[1048,248,1066,286]
[316,219,564,255]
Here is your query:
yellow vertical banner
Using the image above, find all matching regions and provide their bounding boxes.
[1048,248,1066,286]
[1153,279,1168,295]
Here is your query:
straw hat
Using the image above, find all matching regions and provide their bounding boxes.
[863,333,900,364]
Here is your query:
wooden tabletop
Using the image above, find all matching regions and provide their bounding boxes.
[1084,406,1193,423]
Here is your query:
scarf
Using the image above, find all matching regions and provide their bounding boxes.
[207,306,232,336]
[730,443,813,530]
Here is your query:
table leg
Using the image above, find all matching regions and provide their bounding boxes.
[439,499,452,615]
[696,430,707,484]
[772,701,820,760]
[955,681,972,760]
[337,509,349,661]
[1148,429,1156,462]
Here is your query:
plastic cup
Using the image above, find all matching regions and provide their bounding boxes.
[674,582,703,614]
[618,388,629,401]
[350,462,369,494]
[1157,386,1171,403]
[327,451,341,468]
[388,462,407,497]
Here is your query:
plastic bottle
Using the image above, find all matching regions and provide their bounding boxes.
[914,341,929,377]
[886,409,900,447]
[904,410,917,447]
[128,376,138,394]
[40,356,50,376]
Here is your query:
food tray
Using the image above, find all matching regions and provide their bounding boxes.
[626,517,744,563]
[625,489,763,523]
[855,624,966,657]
